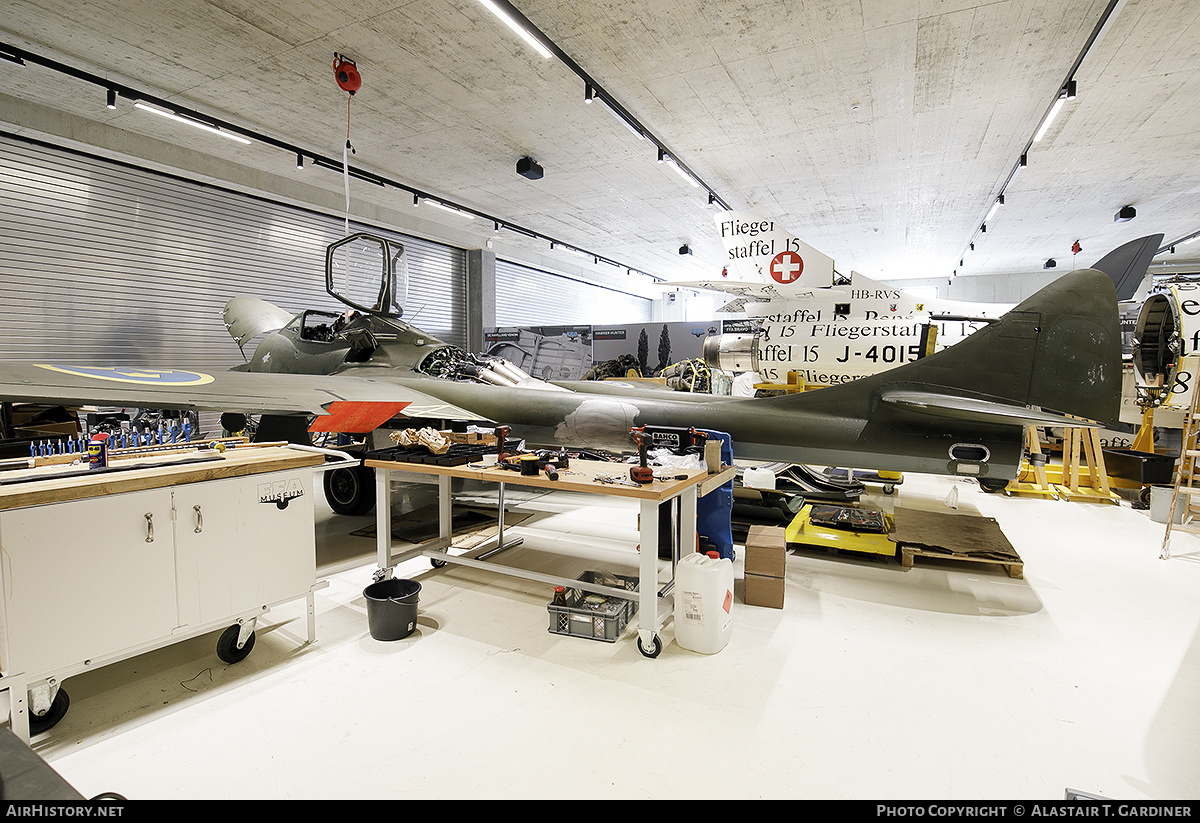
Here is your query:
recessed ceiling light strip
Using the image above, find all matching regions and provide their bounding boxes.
[0,39,665,280]
[953,0,1126,276]
[474,0,731,210]
[475,0,553,59]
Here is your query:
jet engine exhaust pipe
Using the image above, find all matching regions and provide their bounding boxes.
[703,333,759,374]
[462,364,518,387]
[487,360,528,384]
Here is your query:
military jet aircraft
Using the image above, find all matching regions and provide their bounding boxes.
[679,211,1159,387]
[0,232,1121,510]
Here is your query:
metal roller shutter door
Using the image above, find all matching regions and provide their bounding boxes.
[0,135,466,436]
[494,258,653,326]
[0,135,466,362]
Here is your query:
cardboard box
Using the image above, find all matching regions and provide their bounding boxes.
[746,524,786,549]
[440,430,498,446]
[744,542,785,578]
[744,572,784,609]
[743,525,786,608]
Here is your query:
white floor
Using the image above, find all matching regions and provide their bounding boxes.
[23,471,1200,800]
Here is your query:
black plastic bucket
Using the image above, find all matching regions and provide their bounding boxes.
[364,578,421,641]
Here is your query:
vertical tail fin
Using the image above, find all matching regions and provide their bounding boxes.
[773,268,1122,427]
[1091,234,1164,301]
[712,211,837,288]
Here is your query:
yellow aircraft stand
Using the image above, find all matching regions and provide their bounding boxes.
[1009,404,1164,503]
[1047,426,1120,504]
[753,371,812,394]
[1131,403,1156,454]
[784,503,897,557]
[1006,427,1061,499]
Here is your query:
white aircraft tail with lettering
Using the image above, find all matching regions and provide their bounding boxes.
[713,211,836,288]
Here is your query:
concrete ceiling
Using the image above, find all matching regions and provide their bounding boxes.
[2,0,1199,290]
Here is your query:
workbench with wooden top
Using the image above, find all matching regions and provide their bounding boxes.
[364,452,735,658]
[0,443,343,742]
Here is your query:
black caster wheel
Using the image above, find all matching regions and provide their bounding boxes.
[430,558,447,568]
[29,688,69,736]
[637,635,663,659]
[883,484,896,495]
[216,624,256,664]
[979,478,1009,494]
[323,464,376,516]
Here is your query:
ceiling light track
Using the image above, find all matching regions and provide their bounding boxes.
[475,0,553,59]
[132,101,252,145]
[0,39,664,282]
[953,0,1126,276]
[1161,231,1200,255]
[475,0,732,210]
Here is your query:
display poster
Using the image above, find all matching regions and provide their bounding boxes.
[589,321,717,377]
[483,325,593,381]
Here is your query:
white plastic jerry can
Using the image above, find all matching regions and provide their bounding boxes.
[674,551,734,653]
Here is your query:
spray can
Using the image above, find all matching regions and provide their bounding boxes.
[87,432,110,470]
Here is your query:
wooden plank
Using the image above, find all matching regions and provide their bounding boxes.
[0,446,325,511]
[899,545,1024,578]
[365,455,734,502]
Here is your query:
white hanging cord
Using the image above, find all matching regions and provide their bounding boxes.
[343,94,354,236]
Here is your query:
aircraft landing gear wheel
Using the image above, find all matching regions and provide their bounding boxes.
[216,624,256,664]
[637,634,662,659]
[29,688,69,736]
[323,463,376,516]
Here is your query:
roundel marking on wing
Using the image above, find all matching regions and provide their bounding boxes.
[34,365,216,386]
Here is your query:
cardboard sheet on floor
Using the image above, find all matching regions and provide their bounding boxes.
[889,506,1020,563]
[351,505,531,546]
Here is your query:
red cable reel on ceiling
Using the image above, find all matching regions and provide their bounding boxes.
[333,53,361,95]
[333,53,361,232]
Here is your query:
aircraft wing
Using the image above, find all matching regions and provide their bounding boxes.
[666,280,815,311]
[0,362,483,424]
[879,390,1100,428]
[667,280,814,301]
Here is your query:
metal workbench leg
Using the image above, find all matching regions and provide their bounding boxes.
[678,485,698,560]
[1,672,29,744]
[476,480,524,561]
[306,590,317,644]
[636,498,663,657]
[438,473,452,542]
[375,466,393,576]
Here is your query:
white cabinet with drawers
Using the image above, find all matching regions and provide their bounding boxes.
[0,446,329,741]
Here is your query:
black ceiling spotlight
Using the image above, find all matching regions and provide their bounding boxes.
[516,156,543,180]
[105,88,117,109]
[1044,259,1057,269]
[1115,205,1136,222]
[679,244,692,255]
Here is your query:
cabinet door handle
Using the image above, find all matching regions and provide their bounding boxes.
[144,512,154,543]
[193,504,203,533]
